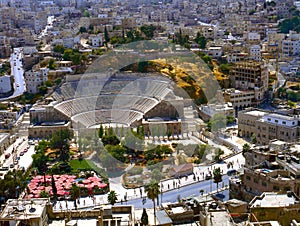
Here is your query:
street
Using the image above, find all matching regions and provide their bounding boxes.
[0,48,26,101]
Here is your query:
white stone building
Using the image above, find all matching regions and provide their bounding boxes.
[0,75,12,94]
[89,35,103,47]
[24,68,49,94]
[249,45,261,61]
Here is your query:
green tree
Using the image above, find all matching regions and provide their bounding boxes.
[98,124,104,138]
[0,170,29,202]
[214,148,224,162]
[208,114,226,132]
[48,59,56,70]
[213,167,222,192]
[242,143,251,155]
[62,49,73,61]
[226,115,236,125]
[251,133,257,144]
[104,26,110,47]
[79,26,87,33]
[51,174,57,199]
[38,86,48,95]
[53,45,65,54]
[107,190,118,205]
[45,80,53,87]
[70,184,81,210]
[50,129,73,162]
[39,190,49,198]
[141,208,149,226]
[83,10,90,17]
[194,32,207,49]
[102,135,119,146]
[219,64,231,74]
[105,144,126,162]
[140,24,156,39]
[70,52,82,65]
[249,9,256,15]
[278,16,300,33]
[145,180,160,226]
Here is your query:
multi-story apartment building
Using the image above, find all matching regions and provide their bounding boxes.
[229,61,268,107]
[230,144,300,203]
[249,45,261,61]
[224,89,255,110]
[238,108,300,144]
[24,68,49,94]
[282,31,300,57]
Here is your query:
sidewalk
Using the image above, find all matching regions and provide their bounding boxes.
[53,152,244,211]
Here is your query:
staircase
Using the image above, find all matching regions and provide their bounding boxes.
[181,106,200,133]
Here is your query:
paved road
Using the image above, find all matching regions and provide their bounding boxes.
[38,16,54,39]
[120,176,230,209]
[0,48,26,101]
[0,136,35,179]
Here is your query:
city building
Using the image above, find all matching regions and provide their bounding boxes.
[230,143,300,202]
[24,68,49,94]
[199,103,234,121]
[224,89,255,110]
[89,34,103,47]
[0,75,12,95]
[282,31,300,57]
[249,192,300,226]
[230,61,268,106]
[0,198,49,226]
[238,108,300,144]
[28,121,71,139]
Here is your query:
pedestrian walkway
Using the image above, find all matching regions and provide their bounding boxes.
[53,152,244,211]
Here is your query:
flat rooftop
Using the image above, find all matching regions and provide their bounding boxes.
[0,198,49,221]
[265,113,297,121]
[245,110,267,117]
[49,219,97,226]
[250,192,298,208]
[209,210,233,226]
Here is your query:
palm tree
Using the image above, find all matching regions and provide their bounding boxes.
[107,190,118,205]
[213,167,222,193]
[145,180,160,226]
[70,184,81,210]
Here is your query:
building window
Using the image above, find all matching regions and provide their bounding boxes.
[254,178,259,184]
[273,185,279,191]
[246,175,251,181]
[282,121,286,124]
[262,181,267,187]
[267,118,271,121]
[275,120,278,123]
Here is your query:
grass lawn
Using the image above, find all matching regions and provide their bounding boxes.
[69,159,108,182]
[69,159,93,171]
